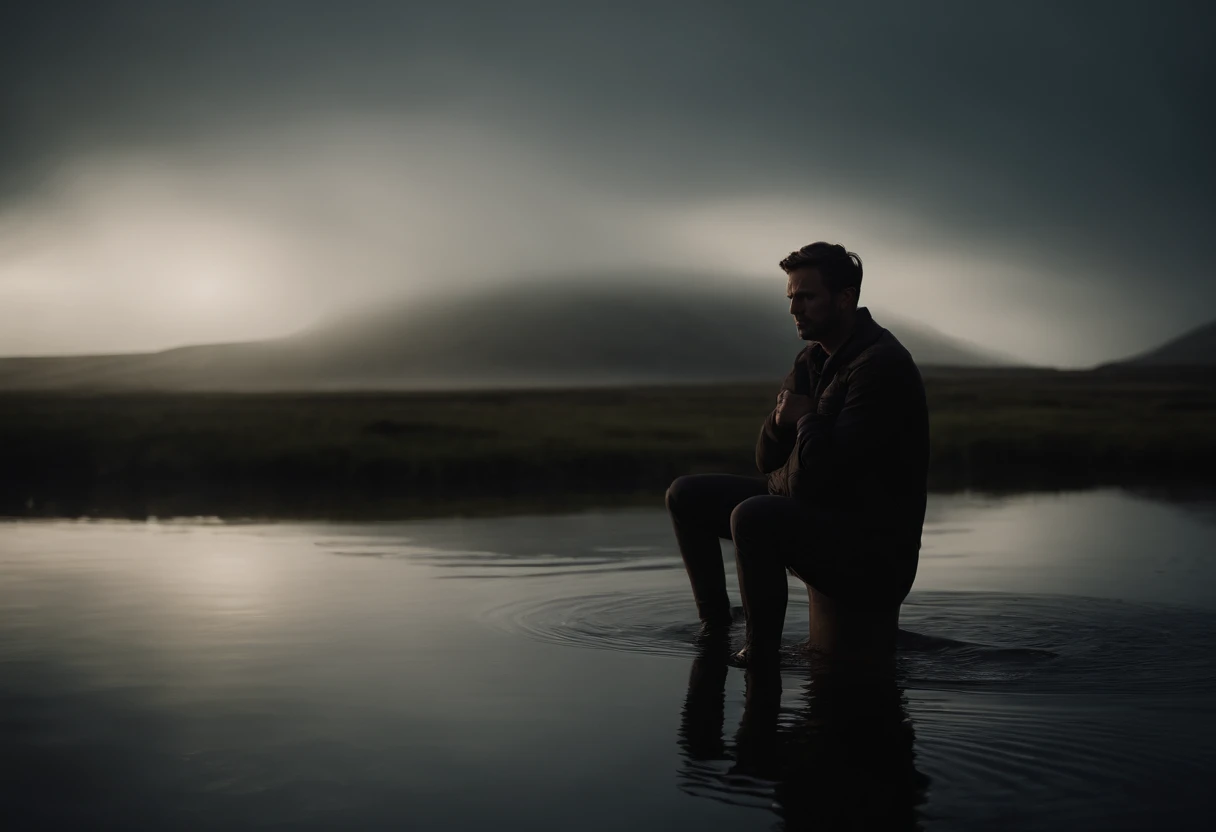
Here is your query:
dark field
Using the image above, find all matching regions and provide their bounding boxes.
[3,368,1215,519]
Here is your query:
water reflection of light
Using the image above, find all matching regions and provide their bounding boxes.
[917,489,1216,608]
[162,528,277,618]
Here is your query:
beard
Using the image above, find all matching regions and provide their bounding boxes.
[796,309,841,342]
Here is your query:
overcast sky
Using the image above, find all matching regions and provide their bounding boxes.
[2,1,1212,366]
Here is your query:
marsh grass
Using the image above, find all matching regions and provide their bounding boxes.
[3,368,1214,518]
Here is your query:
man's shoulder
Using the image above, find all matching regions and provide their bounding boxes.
[851,329,918,374]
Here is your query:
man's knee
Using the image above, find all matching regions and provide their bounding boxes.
[730,495,774,546]
[665,475,691,516]
[666,474,711,517]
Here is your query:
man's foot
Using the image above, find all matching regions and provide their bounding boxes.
[727,643,782,669]
[696,617,731,635]
[694,616,732,648]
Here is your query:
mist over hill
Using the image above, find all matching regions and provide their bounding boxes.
[1101,319,1216,369]
[0,275,1017,391]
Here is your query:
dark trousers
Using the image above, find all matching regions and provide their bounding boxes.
[665,473,858,651]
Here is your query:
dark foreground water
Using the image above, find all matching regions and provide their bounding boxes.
[2,489,1215,830]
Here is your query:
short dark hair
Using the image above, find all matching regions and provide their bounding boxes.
[779,242,863,297]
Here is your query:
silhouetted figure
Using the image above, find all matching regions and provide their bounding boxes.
[666,243,929,665]
[678,653,929,830]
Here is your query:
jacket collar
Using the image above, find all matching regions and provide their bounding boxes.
[805,307,885,376]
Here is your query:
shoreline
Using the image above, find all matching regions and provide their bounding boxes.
[4,371,1215,521]
[5,479,1215,523]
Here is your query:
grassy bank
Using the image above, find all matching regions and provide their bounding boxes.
[2,368,1215,519]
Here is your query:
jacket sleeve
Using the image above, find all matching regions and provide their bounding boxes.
[755,363,801,474]
[786,357,904,501]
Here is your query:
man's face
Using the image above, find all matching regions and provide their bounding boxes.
[787,267,843,342]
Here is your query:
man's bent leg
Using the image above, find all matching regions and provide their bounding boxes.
[729,495,812,661]
[784,511,909,660]
[666,474,769,625]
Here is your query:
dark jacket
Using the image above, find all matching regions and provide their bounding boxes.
[756,308,929,564]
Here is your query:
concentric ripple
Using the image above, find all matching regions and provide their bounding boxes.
[479,587,1216,694]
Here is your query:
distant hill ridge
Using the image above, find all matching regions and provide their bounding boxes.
[0,274,1017,391]
[1101,319,1216,369]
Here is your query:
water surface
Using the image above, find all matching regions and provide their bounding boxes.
[2,489,1215,829]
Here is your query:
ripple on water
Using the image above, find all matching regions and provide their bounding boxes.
[478,588,1216,695]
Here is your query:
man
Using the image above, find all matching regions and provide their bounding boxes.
[666,242,929,665]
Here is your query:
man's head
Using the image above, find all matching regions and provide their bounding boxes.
[779,242,863,344]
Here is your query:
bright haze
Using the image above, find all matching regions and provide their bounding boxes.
[2,2,1212,368]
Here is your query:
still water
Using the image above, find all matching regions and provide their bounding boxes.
[2,489,1215,830]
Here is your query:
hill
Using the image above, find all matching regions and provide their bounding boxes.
[0,275,1015,391]
[1102,319,1216,368]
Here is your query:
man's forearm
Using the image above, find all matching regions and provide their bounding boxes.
[755,410,796,473]
[788,362,901,501]
[786,412,835,500]
[795,412,830,446]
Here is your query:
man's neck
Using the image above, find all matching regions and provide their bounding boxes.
[815,313,858,356]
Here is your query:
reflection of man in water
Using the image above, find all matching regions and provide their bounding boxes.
[666,243,929,665]
[678,657,928,828]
